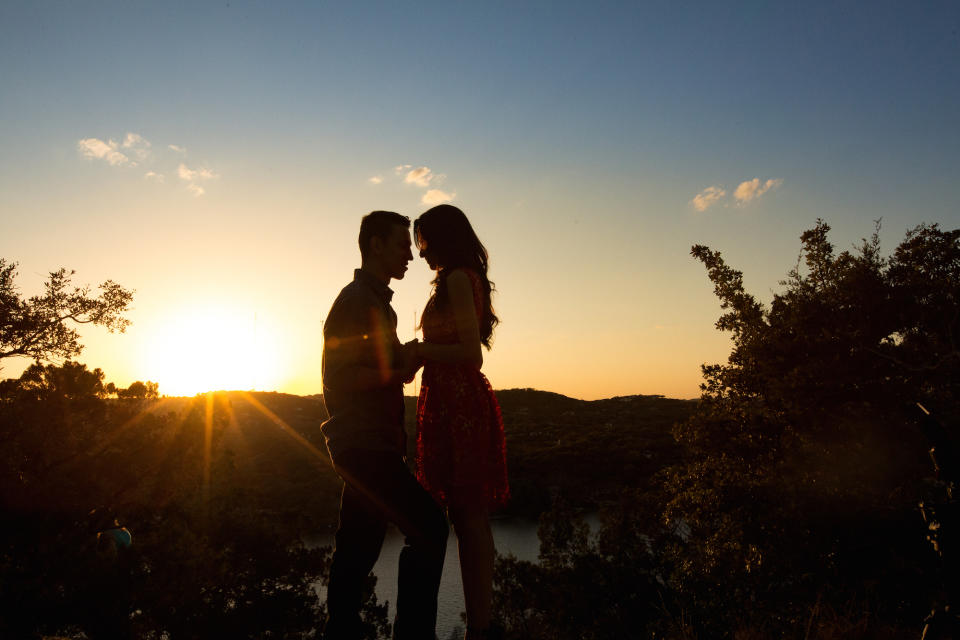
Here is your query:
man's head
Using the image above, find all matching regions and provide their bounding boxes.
[358,210,413,282]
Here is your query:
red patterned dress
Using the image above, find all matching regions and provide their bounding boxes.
[416,268,509,511]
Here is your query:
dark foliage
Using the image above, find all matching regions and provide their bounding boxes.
[116,379,160,399]
[493,495,664,640]
[0,258,133,363]
[661,221,959,635]
[494,390,695,516]
[494,220,960,638]
[0,361,692,639]
[0,389,389,639]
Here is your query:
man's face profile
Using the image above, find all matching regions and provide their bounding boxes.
[372,224,414,281]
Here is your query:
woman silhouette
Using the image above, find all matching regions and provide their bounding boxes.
[412,205,509,640]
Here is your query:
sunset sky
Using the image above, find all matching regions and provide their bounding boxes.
[2,2,958,399]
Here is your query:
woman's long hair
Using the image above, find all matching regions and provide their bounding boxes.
[414,205,499,348]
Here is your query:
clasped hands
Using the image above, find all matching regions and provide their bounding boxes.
[399,339,424,384]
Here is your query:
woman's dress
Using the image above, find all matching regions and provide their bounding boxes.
[416,268,509,510]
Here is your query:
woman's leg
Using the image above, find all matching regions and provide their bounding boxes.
[449,500,495,639]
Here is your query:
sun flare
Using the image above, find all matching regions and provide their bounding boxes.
[141,304,286,396]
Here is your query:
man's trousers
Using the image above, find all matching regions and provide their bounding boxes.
[324,448,448,640]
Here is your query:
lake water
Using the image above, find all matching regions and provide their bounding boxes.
[308,516,543,640]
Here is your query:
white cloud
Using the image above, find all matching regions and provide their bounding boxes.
[734,178,783,204]
[78,132,151,165]
[121,132,151,160]
[178,163,218,196]
[77,133,220,197]
[178,163,218,181]
[380,163,455,200]
[422,189,455,205]
[406,166,444,187]
[690,186,726,212]
[122,132,148,148]
[77,138,130,166]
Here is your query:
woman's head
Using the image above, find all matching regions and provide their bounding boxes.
[414,204,488,274]
[414,205,499,348]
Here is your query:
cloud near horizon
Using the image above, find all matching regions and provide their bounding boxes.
[375,163,456,204]
[690,186,726,212]
[691,177,784,211]
[404,166,441,187]
[734,178,783,204]
[422,189,455,205]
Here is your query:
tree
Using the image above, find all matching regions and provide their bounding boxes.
[658,220,960,634]
[116,380,159,399]
[0,259,133,366]
[494,497,665,640]
[492,220,960,638]
[13,360,108,401]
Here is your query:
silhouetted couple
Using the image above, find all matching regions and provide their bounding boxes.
[320,206,509,640]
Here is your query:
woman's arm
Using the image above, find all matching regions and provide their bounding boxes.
[417,270,484,368]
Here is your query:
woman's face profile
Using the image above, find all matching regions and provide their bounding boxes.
[417,232,439,271]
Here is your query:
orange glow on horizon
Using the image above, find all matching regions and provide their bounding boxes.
[140,303,287,396]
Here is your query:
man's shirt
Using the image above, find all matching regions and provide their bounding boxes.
[321,268,406,458]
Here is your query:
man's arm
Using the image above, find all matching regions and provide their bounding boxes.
[332,360,414,391]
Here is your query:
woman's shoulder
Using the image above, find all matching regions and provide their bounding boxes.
[445,268,484,310]
[446,267,484,293]
[446,267,481,283]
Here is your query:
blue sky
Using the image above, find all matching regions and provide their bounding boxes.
[1,1,958,398]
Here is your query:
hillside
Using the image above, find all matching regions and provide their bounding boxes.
[494,390,696,514]
[0,387,697,637]
[2,389,696,534]
[183,388,697,530]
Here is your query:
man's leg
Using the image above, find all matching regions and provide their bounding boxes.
[325,482,388,640]
[333,449,448,640]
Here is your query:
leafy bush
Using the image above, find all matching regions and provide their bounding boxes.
[494,220,960,638]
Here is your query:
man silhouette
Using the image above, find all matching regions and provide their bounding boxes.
[321,211,448,640]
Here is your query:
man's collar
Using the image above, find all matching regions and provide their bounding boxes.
[354,268,394,303]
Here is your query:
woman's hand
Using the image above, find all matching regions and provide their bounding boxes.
[400,339,424,383]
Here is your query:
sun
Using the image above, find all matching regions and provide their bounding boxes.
[141,304,285,396]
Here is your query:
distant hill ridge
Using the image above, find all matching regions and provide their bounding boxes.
[300,387,689,403]
[161,388,696,524]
